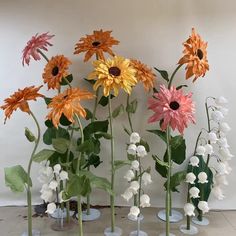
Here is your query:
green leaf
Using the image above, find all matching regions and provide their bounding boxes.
[44,97,52,105]
[83,120,109,139]
[147,129,167,143]
[170,135,186,165]
[164,170,187,192]
[77,139,95,154]
[112,104,124,118]
[45,119,53,128]
[127,153,136,161]
[154,67,169,82]
[59,114,72,126]
[52,138,69,154]
[98,94,115,107]
[83,154,102,168]
[43,126,70,145]
[84,78,96,85]
[176,84,188,90]
[84,108,94,120]
[155,158,168,178]
[33,149,55,163]
[5,165,31,192]
[24,127,36,142]
[152,155,169,167]
[126,99,138,113]
[114,160,131,171]
[94,132,112,140]
[60,74,73,86]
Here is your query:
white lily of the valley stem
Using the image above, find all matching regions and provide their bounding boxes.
[130,132,141,144]
[184,203,195,216]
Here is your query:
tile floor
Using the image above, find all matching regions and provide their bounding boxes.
[0,206,235,236]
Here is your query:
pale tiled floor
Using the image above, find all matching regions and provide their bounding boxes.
[0,206,236,236]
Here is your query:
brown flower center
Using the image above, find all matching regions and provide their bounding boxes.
[197,49,204,60]
[169,101,180,110]
[92,41,101,47]
[63,95,68,99]
[52,66,59,76]
[108,66,121,77]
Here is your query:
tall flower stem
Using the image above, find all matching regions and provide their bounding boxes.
[86,88,100,215]
[108,95,115,232]
[168,64,182,89]
[75,114,84,236]
[37,49,49,62]
[27,111,41,236]
[166,126,171,236]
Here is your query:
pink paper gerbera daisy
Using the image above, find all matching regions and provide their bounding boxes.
[148,85,195,134]
[22,32,54,66]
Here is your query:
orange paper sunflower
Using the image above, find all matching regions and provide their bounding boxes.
[43,55,71,90]
[178,28,209,82]
[131,59,156,91]
[74,30,119,62]
[88,56,137,97]
[1,85,44,123]
[47,87,94,128]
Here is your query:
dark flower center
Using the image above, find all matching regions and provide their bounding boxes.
[52,66,59,76]
[92,41,101,47]
[169,101,180,110]
[63,95,68,99]
[197,49,204,60]
[108,66,121,76]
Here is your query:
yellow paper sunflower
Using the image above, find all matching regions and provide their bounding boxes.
[178,28,209,82]
[47,87,94,128]
[43,55,71,90]
[131,59,156,91]
[88,56,137,97]
[74,30,119,62]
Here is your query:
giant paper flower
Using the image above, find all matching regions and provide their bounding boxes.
[88,56,137,97]
[148,85,195,134]
[1,85,44,123]
[22,32,54,66]
[47,87,94,128]
[131,59,156,91]
[42,55,71,90]
[178,28,209,82]
[74,30,119,62]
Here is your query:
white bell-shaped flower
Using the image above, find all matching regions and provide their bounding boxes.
[189,187,200,199]
[219,147,234,161]
[217,137,230,148]
[130,132,141,144]
[196,145,206,156]
[215,174,228,186]
[124,170,135,182]
[184,203,195,216]
[216,161,232,175]
[140,194,151,208]
[136,145,147,157]
[204,144,214,155]
[219,122,231,133]
[142,172,152,186]
[212,185,225,200]
[128,206,140,221]
[48,180,58,190]
[207,132,218,144]
[121,188,133,202]
[198,172,208,184]
[218,107,229,116]
[53,164,61,175]
[215,96,228,106]
[46,202,57,214]
[189,156,199,167]
[127,144,137,155]
[59,170,69,181]
[198,201,209,214]
[186,173,196,184]
[40,184,55,203]
[211,110,224,122]
[129,181,140,194]
[131,160,139,171]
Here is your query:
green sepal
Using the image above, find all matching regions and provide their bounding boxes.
[112,104,124,118]
[25,127,36,142]
[126,99,138,113]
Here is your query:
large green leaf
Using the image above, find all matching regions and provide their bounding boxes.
[94,132,112,140]
[84,108,93,120]
[5,165,31,192]
[83,154,102,168]
[77,139,95,154]
[59,114,72,126]
[98,94,115,107]
[33,149,56,163]
[164,170,187,192]
[147,129,167,143]
[126,99,138,114]
[83,120,109,139]
[170,135,186,164]
[153,155,168,178]
[52,138,69,154]
[112,104,124,118]
[43,126,70,145]
[154,67,169,82]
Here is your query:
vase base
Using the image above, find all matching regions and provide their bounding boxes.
[192,216,209,226]
[180,224,198,235]
[157,209,183,223]
[21,229,40,236]
[104,226,122,236]
[129,230,148,236]
[79,208,101,221]
[159,232,175,236]
[51,220,74,231]
[128,214,144,222]
[49,208,74,219]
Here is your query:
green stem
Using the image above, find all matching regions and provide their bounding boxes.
[205,102,211,166]
[186,188,191,230]
[166,126,171,236]
[168,64,183,89]
[108,95,115,232]
[27,111,41,236]
[138,157,142,208]
[37,49,49,62]
[126,94,134,132]
[75,115,84,236]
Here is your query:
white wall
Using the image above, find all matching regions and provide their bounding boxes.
[0,0,235,210]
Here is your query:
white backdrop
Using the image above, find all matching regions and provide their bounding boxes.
[0,0,235,210]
